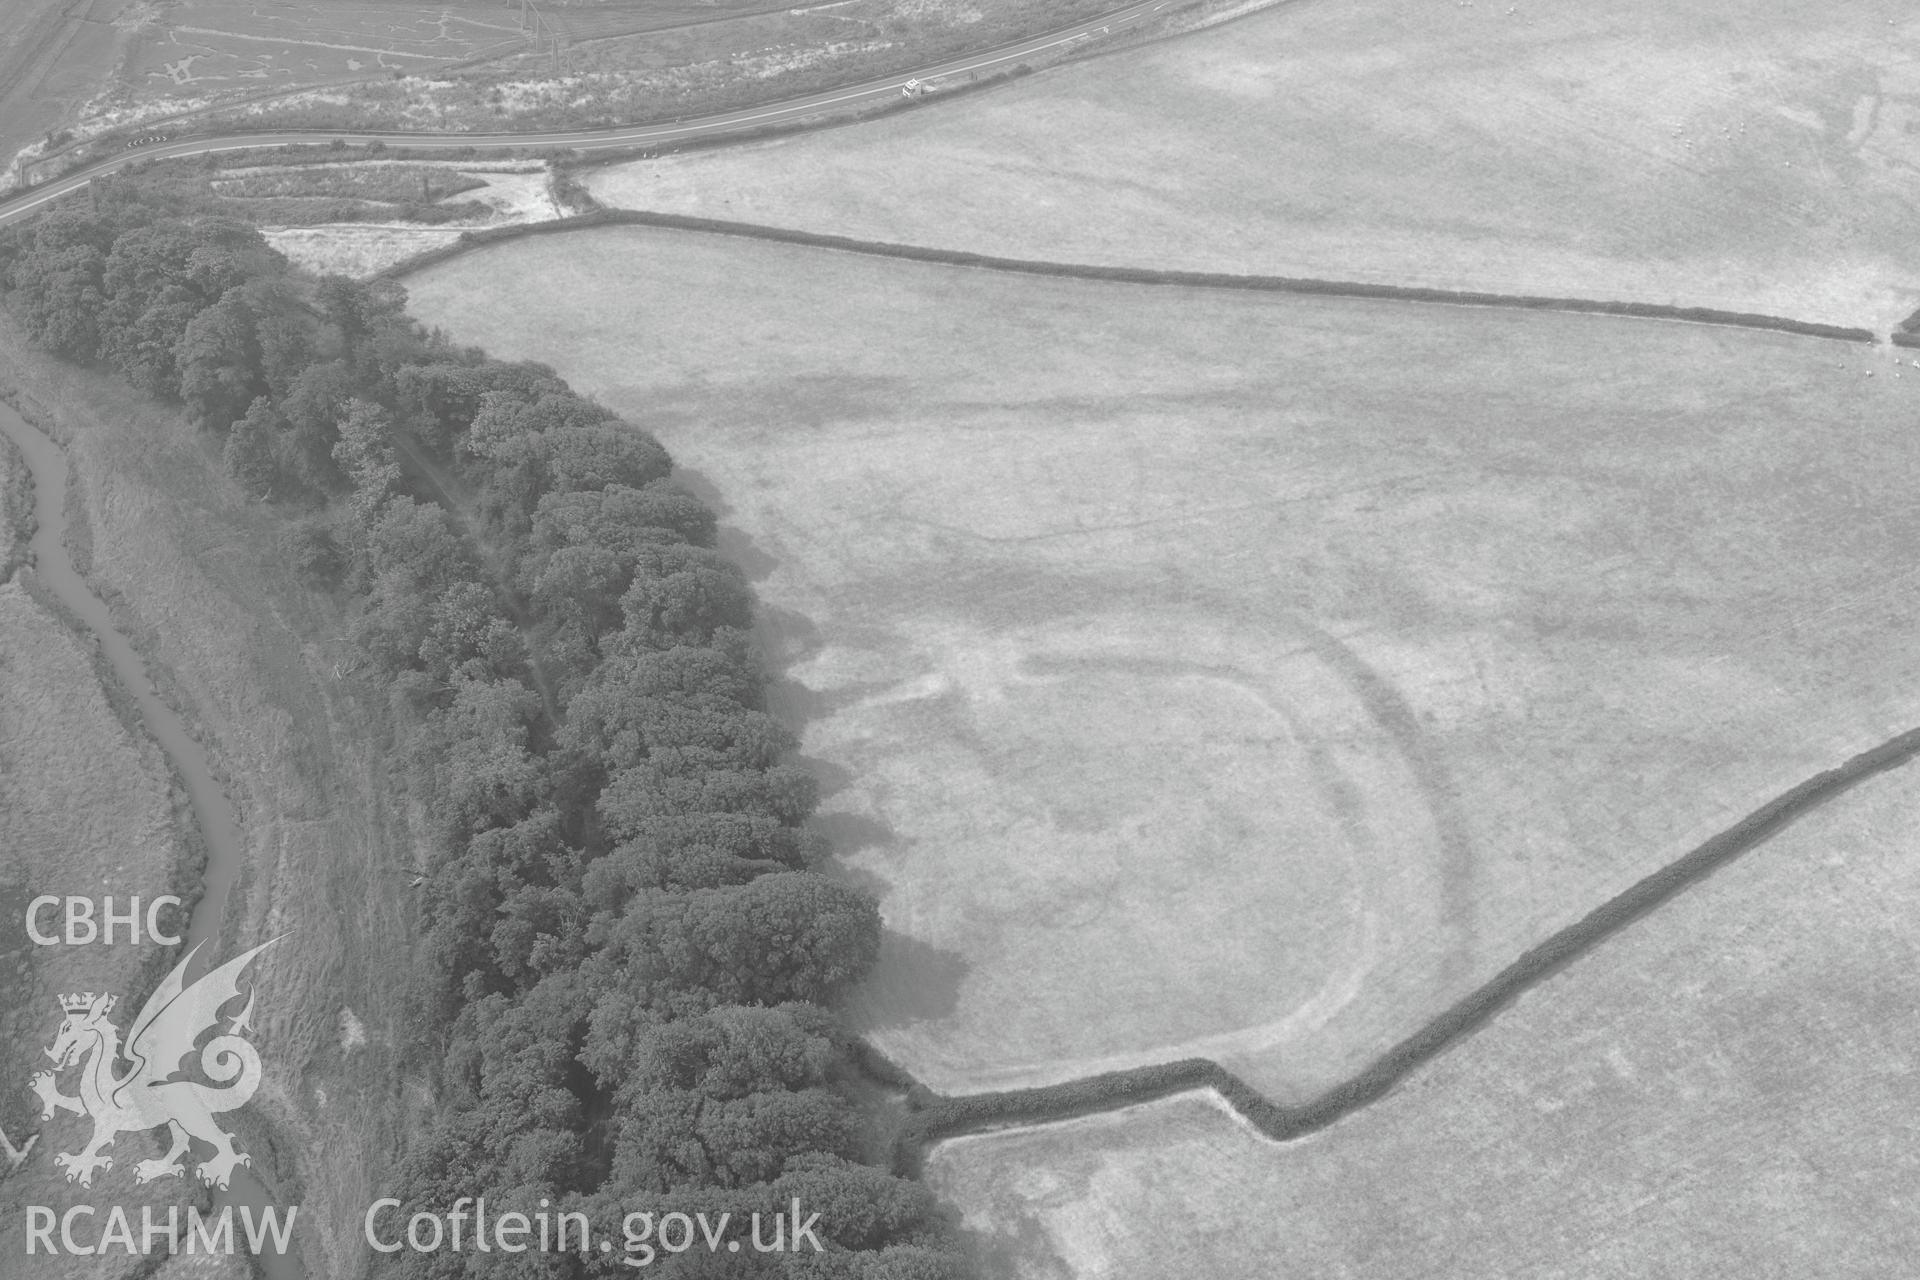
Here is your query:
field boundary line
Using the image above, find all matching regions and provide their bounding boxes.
[876,726,1920,1170]
[377,209,1878,344]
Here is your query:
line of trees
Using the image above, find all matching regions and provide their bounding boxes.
[0,188,968,1278]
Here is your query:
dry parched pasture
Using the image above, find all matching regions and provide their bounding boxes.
[587,0,1920,331]
[925,763,1920,1279]
[407,225,1920,1104]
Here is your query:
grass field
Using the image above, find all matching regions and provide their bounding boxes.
[406,225,1920,1100]
[0,326,426,1277]
[586,0,1920,331]
[0,572,186,1279]
[924,762,1920,1278]
[0,0,141,187]
[83,152,566,276]
[212,163,488,203]
[246,161,564,276]
[264,224,467,277]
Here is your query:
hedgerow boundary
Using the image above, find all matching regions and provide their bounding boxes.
[378,208,1880,344]
[872,726,1920,1173]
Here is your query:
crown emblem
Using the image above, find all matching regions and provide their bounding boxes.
[34,939,280,1191]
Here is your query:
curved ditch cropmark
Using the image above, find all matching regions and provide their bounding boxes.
[0,399,308,1280]
[382,210,1880,346]
[379,207,1907,1167]
[882,725,1920,1172]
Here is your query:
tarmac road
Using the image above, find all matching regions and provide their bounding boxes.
[0,0,1176,228]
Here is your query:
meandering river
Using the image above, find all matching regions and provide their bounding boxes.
[0,400,307,1279]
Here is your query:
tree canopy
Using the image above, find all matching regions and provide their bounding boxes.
[0,191,965,1280]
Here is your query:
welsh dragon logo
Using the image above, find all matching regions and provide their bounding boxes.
[28,939,277,1190]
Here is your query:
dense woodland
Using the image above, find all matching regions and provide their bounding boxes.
[0,187,966,1279]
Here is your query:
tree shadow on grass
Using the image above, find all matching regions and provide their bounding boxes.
[718,525,780,583]
[856,929,970,1030]
[633,373,915,441]
[701,472,971,1031]
[665,465,783,582]
[949,1210,1069,1280]
[810,809,894,860]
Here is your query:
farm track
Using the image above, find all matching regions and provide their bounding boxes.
[883,727,1920,1170]
[381,209,1881,345]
